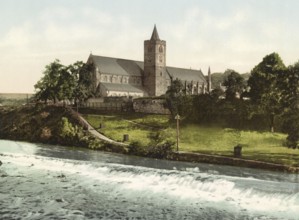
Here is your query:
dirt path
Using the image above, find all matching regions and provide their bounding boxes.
[78,115,128,146]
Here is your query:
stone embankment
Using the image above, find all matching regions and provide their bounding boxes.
[169,151,299,173]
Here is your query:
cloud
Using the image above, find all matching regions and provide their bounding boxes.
[1,2,299,92]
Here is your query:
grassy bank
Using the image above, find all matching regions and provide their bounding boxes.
[83,114,170,146]
[1,106,298,169]
[83,113,299,167]
[0,105,115,151]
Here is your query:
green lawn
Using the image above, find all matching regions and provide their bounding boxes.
[179,125,299,166]
[83,113,299,167]
[83,113,169,146]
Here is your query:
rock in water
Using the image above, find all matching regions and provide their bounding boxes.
[0,160,2,166]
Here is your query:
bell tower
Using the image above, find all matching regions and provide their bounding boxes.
[144,25,167,96]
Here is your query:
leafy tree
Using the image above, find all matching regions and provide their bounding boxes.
[192,94,216,123]
[248,52,287,132]
[281,62,299,109]
[57,65,77,102]
[210,70,249,90]
[210,72,224,89]
[223,71,246,101]
[210,87,225,100]
[74,62,94,103]
[34,59,64,103]
[35,60,93,105]
[167,79,184,97]
[166,79,192,117]
[280,61,299,148]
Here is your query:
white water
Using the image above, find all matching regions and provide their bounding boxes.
[0,140,299,219]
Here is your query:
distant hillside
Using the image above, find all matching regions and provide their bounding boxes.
[0,93,34,99]
[0,93,34,106]
[207,72,251,89]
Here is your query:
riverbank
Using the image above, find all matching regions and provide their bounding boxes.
[1,105,298,173]
[0,105,125,153]
[169,151,299,173]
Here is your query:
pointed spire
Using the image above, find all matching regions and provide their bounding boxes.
[208,66,212,93]
[150,25,160,41]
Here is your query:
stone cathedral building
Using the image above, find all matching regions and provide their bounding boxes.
[87,26,209,97]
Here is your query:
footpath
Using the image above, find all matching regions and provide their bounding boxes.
[78,114,128,147]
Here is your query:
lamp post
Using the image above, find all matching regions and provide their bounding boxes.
[175,114,180,152]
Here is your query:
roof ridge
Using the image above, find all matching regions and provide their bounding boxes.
[90,54,143,63]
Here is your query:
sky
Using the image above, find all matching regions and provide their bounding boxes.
[1,0,299,93]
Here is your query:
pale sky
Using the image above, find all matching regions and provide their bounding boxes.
[1,0,299,93]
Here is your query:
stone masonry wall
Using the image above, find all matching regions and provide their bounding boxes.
[133,98,170,115]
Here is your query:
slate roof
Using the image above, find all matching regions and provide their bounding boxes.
[166,67,206,83]
[101,83,145,93]
[89,54,206,83]
[90,55,143,76]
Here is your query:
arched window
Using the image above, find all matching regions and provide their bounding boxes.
[159,45,163,53]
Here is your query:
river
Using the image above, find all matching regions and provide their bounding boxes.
[0,140,298,219]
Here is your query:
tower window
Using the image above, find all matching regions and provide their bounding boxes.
[160,72,163,76]
[159,45,163,53]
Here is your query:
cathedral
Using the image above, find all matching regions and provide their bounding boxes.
[87,26,209,97]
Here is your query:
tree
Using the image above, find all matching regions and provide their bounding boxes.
[165,79,193,117]
[280,61,299,148]
[73,62,94,103]
[210,87,225,100]
[34,59,64,103]
[210,72,224,90]
[223,70,246,101]
[165,79,184,115]
[35,60,92,105]
[281,62,299,109]
[248,52,287,132]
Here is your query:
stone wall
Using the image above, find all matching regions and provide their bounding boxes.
[133,98,170,115]
[83,97,133,112]
[83,97,170,114]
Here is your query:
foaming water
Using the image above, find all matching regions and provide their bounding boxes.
[0,140,299,219]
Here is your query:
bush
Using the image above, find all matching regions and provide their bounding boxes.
[147,140,175,159]
[128,140,147,156]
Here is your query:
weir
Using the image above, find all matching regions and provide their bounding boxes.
[0,140,298,219]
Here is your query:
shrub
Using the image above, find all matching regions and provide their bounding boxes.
[128,140,147,156]
[146,140,175,159]
[60,117,80,139]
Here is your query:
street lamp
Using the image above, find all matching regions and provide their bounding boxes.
[175,114,180,152]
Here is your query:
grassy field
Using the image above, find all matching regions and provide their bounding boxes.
[83,113,170,146]
[83,113,299,167]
